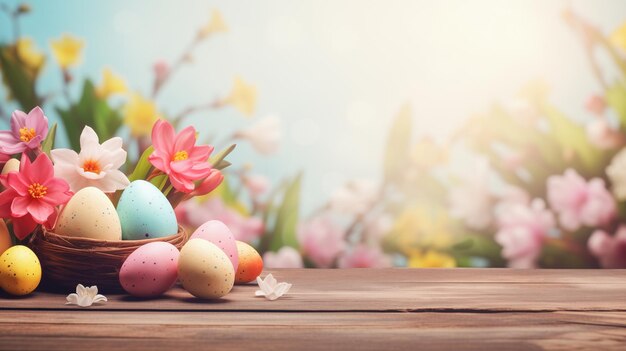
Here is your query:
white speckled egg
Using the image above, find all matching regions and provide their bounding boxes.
[119,242,179,297]
[55,187,122,240]
[178,238,234,299]
[117,180,178,240]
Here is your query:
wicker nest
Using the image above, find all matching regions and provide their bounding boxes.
[28,227,187,292]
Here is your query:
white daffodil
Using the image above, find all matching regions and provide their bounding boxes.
[255,274,292,301]
[235,116,281,155]
[51,126,130,193]
[66,284,107,307]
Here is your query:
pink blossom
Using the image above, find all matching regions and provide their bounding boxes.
[153,60,170,83]
[149,120,213,193]
[585,95,606,116]
[495,199,555,268]
[177,197,264,243]
[547,169,616,231]
[337,245,391,268]
[297,215,345,268]
[586,117,624,150]
[243,174,270,197]
[588,227,626,268]
[0,154,72,239]
[0,107,48,155]
[189,169,223,197]
[263,246,304,268]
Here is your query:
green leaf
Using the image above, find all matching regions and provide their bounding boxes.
[149,174,168,190]
[219,176,238,206]
[213,160,231,170]
[383,104,412,183]
[607,81,626,128]
[209,144,236,167]
[128,146,154,182]
[269,173,302,251]
[0,45,42,110]
[41,123,57,156]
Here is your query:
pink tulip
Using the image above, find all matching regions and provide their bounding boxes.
[0,153,72,239]
[190,169,223,197]
[149,120,214,193]
[547,169,616,231]
[337,245,391,268]
[0,107,48,155]
[178,197,264,243]
[297,215,345,268]
[495,199,555,268]
[153,60,170,83]
[263,247,304,268]
[588,228,626,268]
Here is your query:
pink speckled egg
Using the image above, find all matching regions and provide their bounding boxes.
[119,242,179,297]
[190,220,238,271]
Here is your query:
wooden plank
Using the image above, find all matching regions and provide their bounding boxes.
[2,269,625,312]
[0,311,624,351]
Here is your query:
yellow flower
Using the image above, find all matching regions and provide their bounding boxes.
[124,94,160,137]
[389,204,454,254]
[96,68,128,98]
[224,77,257,117]
[15,37,45,71]
[611,21,626,52]
[411,137,447,168]
[50,34,84,69]
[199,9,228,38]
[408,250,456,268]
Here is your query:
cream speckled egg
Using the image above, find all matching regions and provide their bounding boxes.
[178,238,234,299]
[55,187,122,240]
[1,159,19,175]
[0,245,41,296]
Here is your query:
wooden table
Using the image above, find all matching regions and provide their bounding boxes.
[1,268,626,350]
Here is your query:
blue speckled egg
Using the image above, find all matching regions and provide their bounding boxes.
[117,180,178,240]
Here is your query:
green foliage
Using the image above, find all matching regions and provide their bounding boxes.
[0,45,42,111]
[209,143,236,170]
[41,122,57,156]
[55,79,123,151]
[268,173,302,251]
[128,146,154,182]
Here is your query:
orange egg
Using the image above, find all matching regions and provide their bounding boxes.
[235,241,263,284]
[0,219,11,255]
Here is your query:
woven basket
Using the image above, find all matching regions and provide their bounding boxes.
[28,227,188,292]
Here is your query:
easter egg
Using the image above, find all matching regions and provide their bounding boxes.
[235,241,263,284]
[178,238,234,299]
[1,159,19,174]
[0,220,11,255]
[117,180,178,240]
[190,220,238,271]
[119,242,179,297]
[0,245,41,295]
[55,187,122,240]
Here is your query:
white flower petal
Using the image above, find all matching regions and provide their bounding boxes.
[66,293,79,305]
[101,136,123,152]
[254,290,266,296]
[79,126,100,148]
[51,149,79,166]
[93,294,108,303]
[77,295,93,307]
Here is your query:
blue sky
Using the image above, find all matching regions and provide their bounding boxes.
[1,0,625,213]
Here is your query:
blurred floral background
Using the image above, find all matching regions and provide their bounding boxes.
[2,0,626,268]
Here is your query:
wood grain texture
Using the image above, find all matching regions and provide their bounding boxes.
[1,269,625,350]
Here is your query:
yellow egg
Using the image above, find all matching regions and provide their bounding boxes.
[1,159,20,175]
[0,219,11,255]
[178,238,234,299]
[55,187,122,240]
[0,245,41,295]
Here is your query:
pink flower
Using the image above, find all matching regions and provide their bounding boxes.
[586,117,624,150]
[495,199,555,268]
[243,174,270,197]
[0,107,48,155]
[585,95,606,116]
[149,120,213,193]
[189,169,223,197]
[337,245,391,268]
[0,154,72,239]
[177,197,264,243]
[547,169,616,231]
[153,60,170,83]
[297,215,345,268]
[263,247,304,268]
[588,228,626,268]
